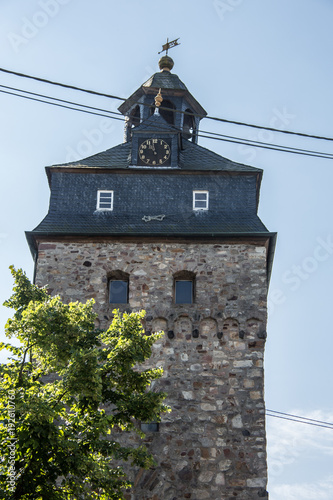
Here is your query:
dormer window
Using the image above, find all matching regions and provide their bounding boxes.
[97,190,113,211]
[193,191,209,211]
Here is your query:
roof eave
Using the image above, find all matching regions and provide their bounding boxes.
[118,85,207,118]
[118,87,144,115]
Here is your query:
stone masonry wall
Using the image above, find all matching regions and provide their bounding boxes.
[35,239,269,500]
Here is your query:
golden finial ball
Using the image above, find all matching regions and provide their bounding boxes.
[159,55,174,71]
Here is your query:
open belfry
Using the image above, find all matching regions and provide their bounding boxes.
[26,43,276,499]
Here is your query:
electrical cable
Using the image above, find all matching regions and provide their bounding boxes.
[2,86,333,160]
[266,412,333,430]
[197,133,333,160]
[0,84,123,117]
[0,66,125,101]
[266,409,333,427]
[1,65,333,143]
[0,88,125,122]
[198,128,333,158]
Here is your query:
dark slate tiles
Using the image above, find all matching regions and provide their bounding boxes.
[49,139,260,173]
[142,71,188,91]
[31,210,268,236]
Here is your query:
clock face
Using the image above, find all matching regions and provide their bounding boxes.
[138,138,171,166]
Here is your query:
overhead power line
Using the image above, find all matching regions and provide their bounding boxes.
[266,409,333,430]
[0,87,125,123]
[1,65,333,143]
[198,133,333,160]
[1,85,333,160]
[0,66,124,102]
[267,409,333,426]
[266,413,333,430]
[0,84,124,118]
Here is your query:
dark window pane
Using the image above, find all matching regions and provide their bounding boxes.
[141,422,159,432]
[175,280,193,304]
[195,200,207,208]
[109,280,128,303]
[195,193,207,200]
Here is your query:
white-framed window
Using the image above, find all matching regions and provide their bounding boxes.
[97,190,113,210]
[193,190,209,210]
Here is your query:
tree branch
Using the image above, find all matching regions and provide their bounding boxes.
[17,341,38,386]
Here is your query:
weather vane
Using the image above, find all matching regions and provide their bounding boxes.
[158,37,180,55]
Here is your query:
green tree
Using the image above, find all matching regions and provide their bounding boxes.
[0,267,168,499]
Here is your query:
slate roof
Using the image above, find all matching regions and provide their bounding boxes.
[53,142,131,170]
[118,70,207,117]
[38,112,267,251]
[30,210,269,236]
[49,138,262,174]
[142,70,188,90]
[28,141,275,282]
[180,141,262,173]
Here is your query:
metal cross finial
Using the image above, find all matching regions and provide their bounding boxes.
[158,37,180,55]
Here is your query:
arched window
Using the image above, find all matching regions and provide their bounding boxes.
[183,108,196,142]
[173,270,196,304]
[129,105,140,128]
[160,100,175,125]
[108,270,129,304]
[125,105,141,141]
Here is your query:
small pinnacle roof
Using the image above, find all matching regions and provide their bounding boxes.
[118,65,207,117]
[143,70,188,91]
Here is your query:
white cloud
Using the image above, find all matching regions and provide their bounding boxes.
[270,476,333,500]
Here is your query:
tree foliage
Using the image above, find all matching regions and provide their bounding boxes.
[0,267,168,499]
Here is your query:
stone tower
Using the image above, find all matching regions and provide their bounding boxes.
[26,55,276,499]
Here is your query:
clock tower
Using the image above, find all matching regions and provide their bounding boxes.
[27,54,275,499]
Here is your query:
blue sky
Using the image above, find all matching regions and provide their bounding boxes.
[1,1,333,498]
